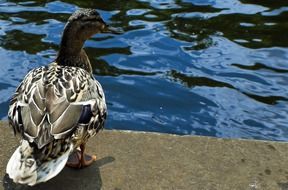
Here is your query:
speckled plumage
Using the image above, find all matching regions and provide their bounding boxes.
[9,63,106,145]
[7,63,107,185]
[6,8,108,186]
[68,8,101,22]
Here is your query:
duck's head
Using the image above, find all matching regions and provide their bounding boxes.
[65,8,116,41]
[57,9,120,72]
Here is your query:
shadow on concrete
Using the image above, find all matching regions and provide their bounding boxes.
[2,156,115,190]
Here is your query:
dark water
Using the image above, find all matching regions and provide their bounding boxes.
[0,0,287,141]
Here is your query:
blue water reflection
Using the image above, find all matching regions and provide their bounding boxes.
[0,0,287,141]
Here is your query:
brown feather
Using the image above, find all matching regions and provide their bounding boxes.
[8,63,107,149]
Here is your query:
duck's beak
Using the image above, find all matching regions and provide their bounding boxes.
[102,25,123,34]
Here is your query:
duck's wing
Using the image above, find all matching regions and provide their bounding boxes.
[8,64,107,149]
[7,64,107,185]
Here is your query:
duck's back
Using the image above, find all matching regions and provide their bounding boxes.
[7,63,107,185]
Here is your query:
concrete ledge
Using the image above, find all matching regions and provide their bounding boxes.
[1,121,288,190]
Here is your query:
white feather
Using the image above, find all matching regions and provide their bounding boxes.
[7,140,37,185]
[6,140,73,186]
[36,145,73,184]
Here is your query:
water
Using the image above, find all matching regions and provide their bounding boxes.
[0,0,287,141]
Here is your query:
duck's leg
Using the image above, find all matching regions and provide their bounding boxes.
[66,150,82,168]
[66,144,97,168]
[79,144,97,167]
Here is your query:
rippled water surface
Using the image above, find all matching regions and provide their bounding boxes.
[0,0,287,141]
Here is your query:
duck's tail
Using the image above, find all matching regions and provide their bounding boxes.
[6,140,73,186]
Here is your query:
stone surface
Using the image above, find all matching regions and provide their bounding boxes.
[0,121,288,190]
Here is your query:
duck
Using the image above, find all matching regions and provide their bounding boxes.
[6,8,116,186]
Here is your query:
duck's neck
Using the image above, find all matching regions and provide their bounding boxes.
[55,24,92,73]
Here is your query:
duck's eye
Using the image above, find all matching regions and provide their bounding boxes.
[78,105,93,124]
